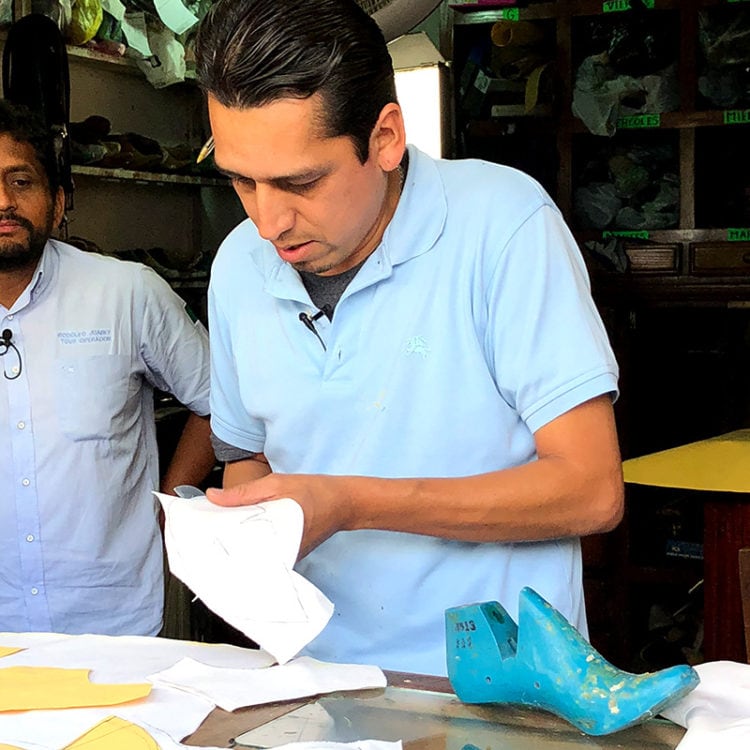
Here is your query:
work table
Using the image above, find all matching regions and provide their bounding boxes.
[186,671,687,749]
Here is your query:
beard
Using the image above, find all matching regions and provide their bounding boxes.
[0,209,54,272]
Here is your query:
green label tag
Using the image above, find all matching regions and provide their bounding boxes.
[724,109,750,125]
[603,0,654,9]
[728,228,750,242]
[617,113,661,129]
[727,0,750,4]
[603,230,650,240]
[499,8,519,20]
[603,0,631,11]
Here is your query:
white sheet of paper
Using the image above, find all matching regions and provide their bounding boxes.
[150,655,386,711]
[122,12,152,57]
[154,0,199,35]
[0,633,272,748]
[661,661,750,750]
[156,494,334,664]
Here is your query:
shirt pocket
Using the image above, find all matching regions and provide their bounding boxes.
[54,355,132,440]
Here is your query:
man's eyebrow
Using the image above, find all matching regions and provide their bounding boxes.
[2,162,39,173]
[216,165,332,185]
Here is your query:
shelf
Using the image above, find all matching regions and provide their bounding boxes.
[452,0,722,24]
[66,41,197,80]
[578,228,750,244]
[452,3,558,23]
[571,109,750,134]
[71,164,228,187]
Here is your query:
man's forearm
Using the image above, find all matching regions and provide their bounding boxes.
[341,395,623,542]
[160,413,216,493]
[207,395,624,552]
[224,453,272,486]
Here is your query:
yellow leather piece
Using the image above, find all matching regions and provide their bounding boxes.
[63,715,159,749]
[0,667,151,712]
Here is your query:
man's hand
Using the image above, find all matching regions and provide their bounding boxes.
[206,473,350,558]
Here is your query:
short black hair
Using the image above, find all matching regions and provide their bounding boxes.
[0,99,60,194]
[195,0,397,163]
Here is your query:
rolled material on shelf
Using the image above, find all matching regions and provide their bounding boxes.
[491,20,544,48]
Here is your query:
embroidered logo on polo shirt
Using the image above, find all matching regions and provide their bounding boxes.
[404,336,430,359]
[57,329,112,344]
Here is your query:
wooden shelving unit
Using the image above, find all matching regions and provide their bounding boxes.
[450,0,750,669]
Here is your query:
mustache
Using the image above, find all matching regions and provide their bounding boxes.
[0,212,34,231]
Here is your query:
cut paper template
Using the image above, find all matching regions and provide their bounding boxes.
[0,667,151,712]
[623,429,750,493]
[0,647,22,659]
[149,655,387,712]
[63,715,158,749]
[157,493,334,664]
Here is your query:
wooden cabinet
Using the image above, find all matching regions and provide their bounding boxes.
[451,0,750,668]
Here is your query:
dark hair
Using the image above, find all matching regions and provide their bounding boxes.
[0,99,60,194]
[195,0,397,163]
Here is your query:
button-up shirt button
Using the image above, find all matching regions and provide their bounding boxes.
[6,314,13,320]
[17,421,25,430]
[26,534,34,542]
[21,478,30,486]
[30,587,38,595]
[11,366,19,375]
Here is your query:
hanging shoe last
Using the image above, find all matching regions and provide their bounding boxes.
[446,587,699,736]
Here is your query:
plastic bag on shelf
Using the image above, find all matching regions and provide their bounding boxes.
[573,53,679,136]
[66,0,103,45]
[133,15,186,88]
[574,140,679,231]
[574,182,623,230]
[698,8,750,108]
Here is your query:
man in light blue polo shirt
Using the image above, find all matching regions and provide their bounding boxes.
[0,101,216,636]
[195,0,624,675]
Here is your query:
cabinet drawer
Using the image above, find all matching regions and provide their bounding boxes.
[625,243,679,274]
[690,242,750,275]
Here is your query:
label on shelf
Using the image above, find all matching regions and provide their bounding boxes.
[499,8,519,20]
[616,113,661,129]
[603,0,654,12]
[665,540,703,561]
[474,69,491,94]
[603,230,650,239]
[723,109,750,125]
[728,228,750,242]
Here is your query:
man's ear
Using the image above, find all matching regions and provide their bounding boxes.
[370,102,406,171]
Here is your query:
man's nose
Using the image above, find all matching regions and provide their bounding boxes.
[0,183,18,211]
[250,185,295,242]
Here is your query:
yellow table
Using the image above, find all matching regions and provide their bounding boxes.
[185,672,686,749]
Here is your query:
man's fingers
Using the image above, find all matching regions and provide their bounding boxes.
[205,485,261,507]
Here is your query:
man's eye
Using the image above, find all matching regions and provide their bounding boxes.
[231,176,256,190]
[11,178,32,188]
[287,179,319,193]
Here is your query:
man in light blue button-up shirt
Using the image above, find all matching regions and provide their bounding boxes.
[0,101,215,636]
